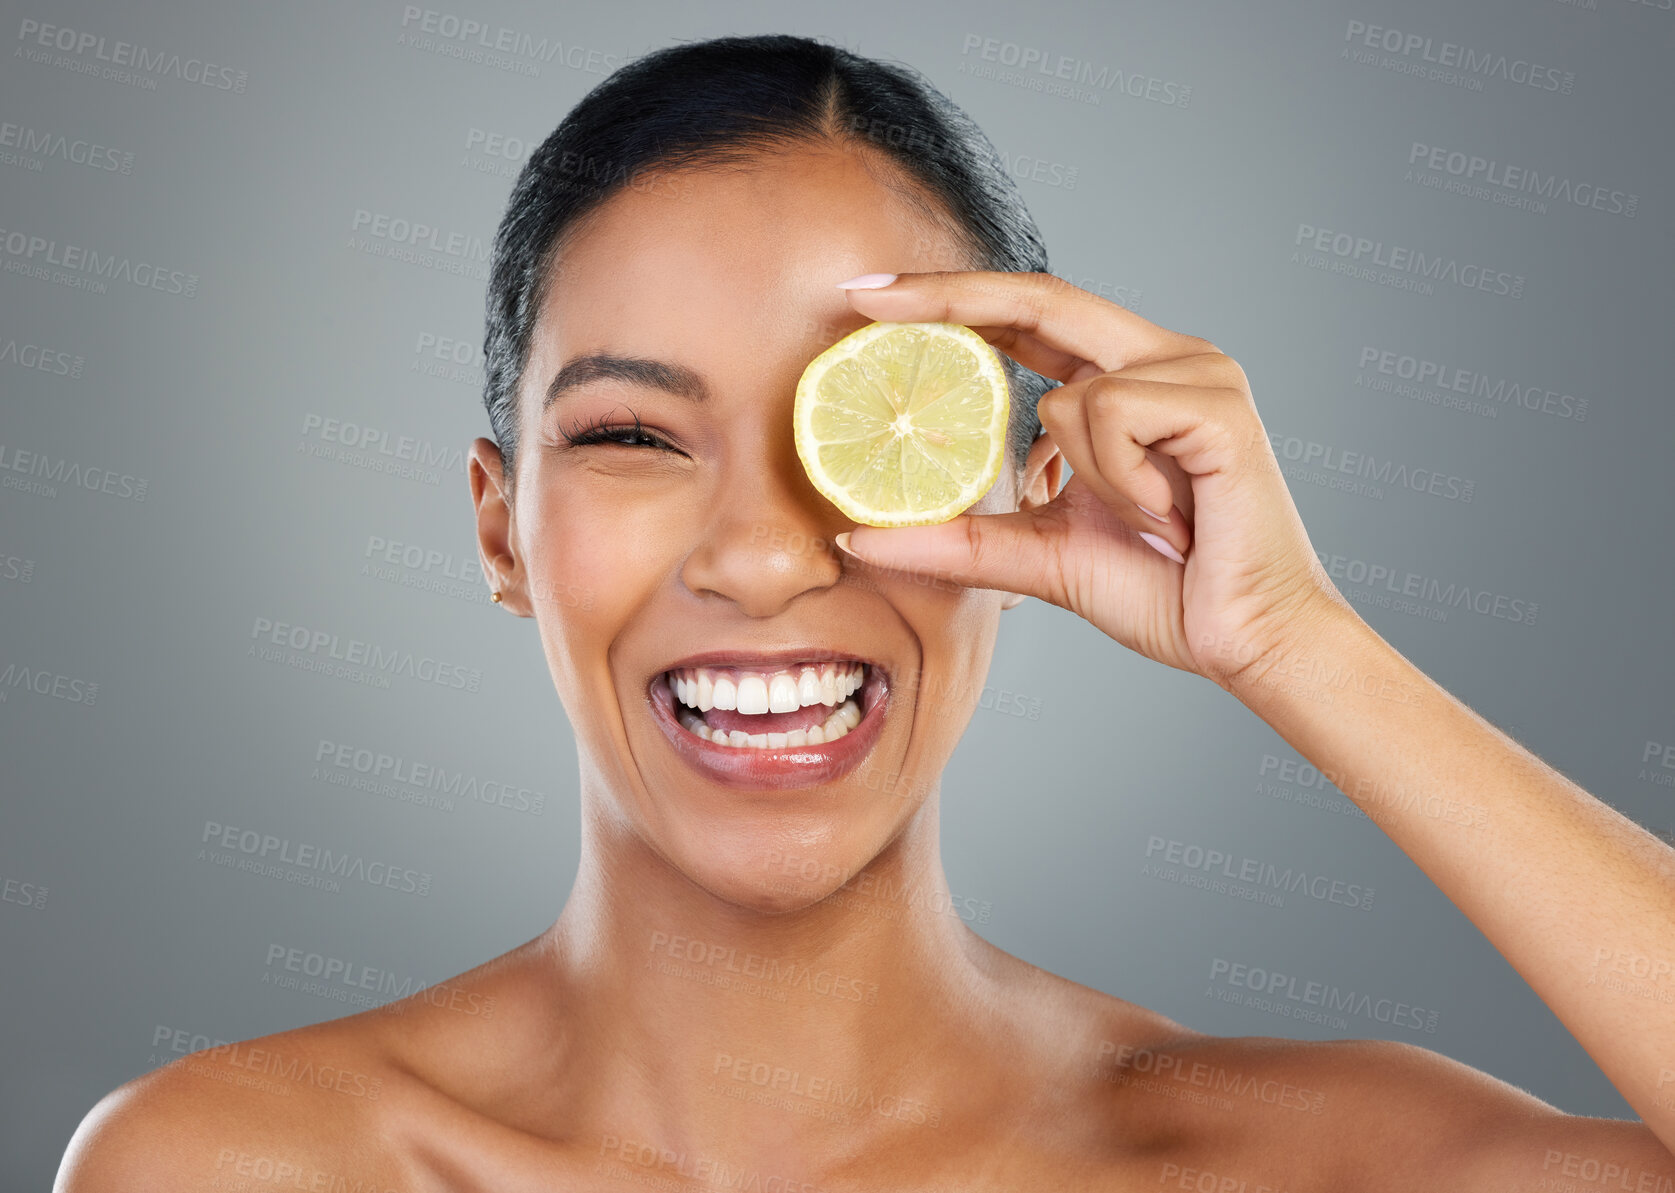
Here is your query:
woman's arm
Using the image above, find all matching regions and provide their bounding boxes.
[830,267,1675,1185]
[1221,596,1675,1151]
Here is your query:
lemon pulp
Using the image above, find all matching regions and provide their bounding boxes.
[793,321,1010,528]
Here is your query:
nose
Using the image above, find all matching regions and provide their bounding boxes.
[680,453,846,618]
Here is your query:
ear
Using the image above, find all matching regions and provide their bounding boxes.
[999,430,1065,612]
[468,437,532,617]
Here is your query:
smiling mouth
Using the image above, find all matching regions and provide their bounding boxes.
[661,661,870,749]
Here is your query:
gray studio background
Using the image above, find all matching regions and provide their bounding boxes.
[3,0,1672,1182]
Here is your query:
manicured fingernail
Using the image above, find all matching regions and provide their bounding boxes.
[1137,504,1171,524]
[834,531,857,556]
[1138,531,1185,564]
[835,273,897,289]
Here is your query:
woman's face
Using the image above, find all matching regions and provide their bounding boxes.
[471,143,1047,911]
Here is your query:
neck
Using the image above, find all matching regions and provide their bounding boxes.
[538,785,993,1170]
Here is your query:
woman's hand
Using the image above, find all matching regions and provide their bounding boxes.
[832,269,1353,690]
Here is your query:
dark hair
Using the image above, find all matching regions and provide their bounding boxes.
[482,33,1053,500]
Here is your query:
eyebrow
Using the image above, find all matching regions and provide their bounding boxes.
[543,353,709,411]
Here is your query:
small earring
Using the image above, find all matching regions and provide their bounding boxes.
[490,590,503,604]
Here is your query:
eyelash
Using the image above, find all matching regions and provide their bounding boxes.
[557,409,678,452]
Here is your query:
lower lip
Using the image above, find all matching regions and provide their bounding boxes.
[647,668,890,791]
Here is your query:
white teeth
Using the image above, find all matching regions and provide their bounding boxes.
[768,673,800,714]
[736,676,770,716]
[674,699,863,749]
[668,662,868,715]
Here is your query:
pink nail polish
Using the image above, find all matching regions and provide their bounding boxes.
[1138,531,1185,564]
[835,273,897,290]
[1137,504,1171,524]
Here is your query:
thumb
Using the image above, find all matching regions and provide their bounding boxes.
[834,510,1054,599]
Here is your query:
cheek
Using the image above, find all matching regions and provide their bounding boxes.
[517,484,676,613]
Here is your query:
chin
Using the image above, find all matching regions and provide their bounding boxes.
[664,827,867,916]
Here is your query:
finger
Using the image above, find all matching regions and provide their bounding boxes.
[1031,389,1184,570]
[1080,372,1237,530]
[964,323,1096,384]
[839,270,1209,380]
[836,510,1066,607]
[1040,374,1238,554]
[1033,384,1158,528]
[1104,350,1247,389]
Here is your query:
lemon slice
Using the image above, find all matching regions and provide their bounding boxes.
[794,321,1010,527]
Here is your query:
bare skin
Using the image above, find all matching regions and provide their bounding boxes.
[56,143,1675,1192]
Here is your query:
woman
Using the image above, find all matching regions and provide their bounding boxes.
[57,33,1675,1192]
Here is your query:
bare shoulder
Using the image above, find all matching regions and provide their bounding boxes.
[54,1015,417,1192]
[1098,1030,1675,1192]
[55,939,554,1191]
[987,950,1673,1190]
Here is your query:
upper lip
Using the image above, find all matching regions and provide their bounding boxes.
[654,648,886,681]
